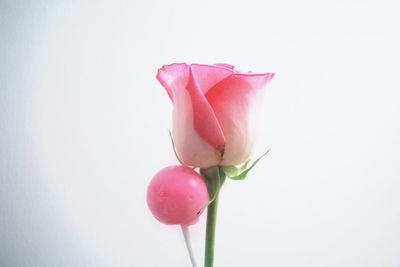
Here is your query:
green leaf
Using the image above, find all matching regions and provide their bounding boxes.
[224,150,270,180]
[200,166,226,204]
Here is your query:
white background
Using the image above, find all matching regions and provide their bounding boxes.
[1,0,400,266]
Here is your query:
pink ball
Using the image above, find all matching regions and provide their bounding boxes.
[147,165,209,225]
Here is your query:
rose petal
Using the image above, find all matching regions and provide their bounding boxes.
[191,64,235,94]
[188,65,228,150]
[157,63,225,167]
[213,63,235,69]
[156,63,189,102]
[206,73,275,165]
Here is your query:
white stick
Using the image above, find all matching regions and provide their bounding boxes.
[181,225,198,267]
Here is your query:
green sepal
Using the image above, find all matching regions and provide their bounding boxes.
[221,160,250,177]
[200,166,226,204]
[222,150,270,180]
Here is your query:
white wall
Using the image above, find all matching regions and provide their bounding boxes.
[1,0,399,266]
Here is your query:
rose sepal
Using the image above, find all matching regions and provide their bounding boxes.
[200,166,225,205]
[222,150,270,180]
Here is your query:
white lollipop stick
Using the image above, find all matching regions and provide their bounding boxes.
[181,225,198,267]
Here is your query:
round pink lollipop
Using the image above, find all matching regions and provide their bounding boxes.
[147,165,209,225]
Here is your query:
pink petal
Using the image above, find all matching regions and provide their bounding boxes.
[157,63,226,167]
[206,73,275,165]
[173,85,223,167]
[213,63,235,69]
[191,64,235,94]
[188,65,228,150]
[156,63,189,102]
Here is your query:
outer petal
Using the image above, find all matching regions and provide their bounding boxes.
[206,73,275,165]
[213,63,234,69]
[156,63,225,168]
[188,64,233,150]
[156,63,188,102]
[191,64,235,94]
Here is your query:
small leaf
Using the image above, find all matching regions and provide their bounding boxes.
[227,150,270,180]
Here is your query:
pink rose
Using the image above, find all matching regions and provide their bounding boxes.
[157,63,274,168]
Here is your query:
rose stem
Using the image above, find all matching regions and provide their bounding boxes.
[204,191,219,267]
[181,225,198,267]
[204,166,226,267]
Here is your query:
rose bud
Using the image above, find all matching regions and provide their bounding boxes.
[147,165,209,225]
[157,63,274,168]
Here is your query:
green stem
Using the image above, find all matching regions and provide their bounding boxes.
[204,168,225,267]
[204,191,219,267]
